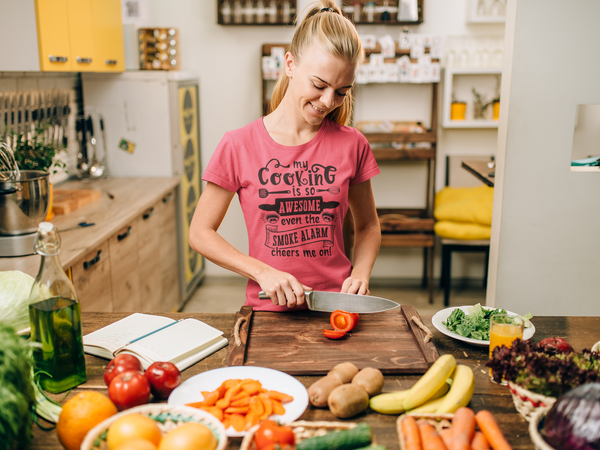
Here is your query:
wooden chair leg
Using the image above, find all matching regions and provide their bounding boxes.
[441,245,452,307]
[421,247,428,288]
[428,246,434,304]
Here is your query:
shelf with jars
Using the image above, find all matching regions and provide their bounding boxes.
[467,0,506,23]
[217,0,296,25]
[341,0,424,25]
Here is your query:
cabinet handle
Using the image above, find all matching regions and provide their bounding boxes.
[105,59,118,65]
[83,250,102,270]
[117,227,132,241]
[76,57,93,64]
[49,55,68,63]
[143,208,155,220]
[162,192,174,203]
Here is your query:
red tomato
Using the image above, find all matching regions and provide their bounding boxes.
[254,420,295,450]
[104,354,143,387]
[323,329,347,339]
[330,310,360,333]
[108,370,151,411]
[145,361,182,399]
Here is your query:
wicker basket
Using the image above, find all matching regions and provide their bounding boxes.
[397,413,454,450]
[239,420,367,450]
[81,404,228,450]
[528,406,555,450]
[507,381,556,423]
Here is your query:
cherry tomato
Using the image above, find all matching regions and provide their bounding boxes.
[104,354,143,387]
[145,361,182,399]
[323,329,347,339]
[254,420,295,450]
[108,370,151,411]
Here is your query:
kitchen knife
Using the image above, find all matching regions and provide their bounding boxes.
[258,290,399,313]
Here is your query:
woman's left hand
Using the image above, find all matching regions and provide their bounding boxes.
[341,277,370,295]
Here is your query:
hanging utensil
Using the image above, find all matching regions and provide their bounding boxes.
[87,115,104,177]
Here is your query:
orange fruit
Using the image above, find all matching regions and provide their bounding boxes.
[56,391,118,450]
[158,422,217,450]
[113,438,158,450]
[107,414,162,450]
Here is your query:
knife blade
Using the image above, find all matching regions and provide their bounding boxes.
[258,290,399,313]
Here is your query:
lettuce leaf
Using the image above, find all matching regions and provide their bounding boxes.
[0,271,34,332]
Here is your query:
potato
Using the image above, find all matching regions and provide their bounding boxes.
[351,367,384,396]
[308,375,343,407]
[327,362,359,384]
[328,384,369,418]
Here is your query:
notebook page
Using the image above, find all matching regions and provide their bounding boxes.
[83,313,175,354]
[125,318,224,362]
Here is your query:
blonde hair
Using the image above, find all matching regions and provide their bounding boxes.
[268,0,364,126]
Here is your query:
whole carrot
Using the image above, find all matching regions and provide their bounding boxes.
[440,428,453,449]
[471,431,491,450]
[450,407,476,450]
[401,416,422,450]
[417,419,448,450]
[474,410,513,450]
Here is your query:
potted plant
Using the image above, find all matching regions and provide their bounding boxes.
[450,92,467,120]
[7,122,68,220]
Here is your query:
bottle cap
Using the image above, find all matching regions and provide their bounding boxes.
[38,222,54,233]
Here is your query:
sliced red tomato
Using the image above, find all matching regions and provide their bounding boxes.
[254,419,295,450]
[330,310,360,333]
[323,329,347,339]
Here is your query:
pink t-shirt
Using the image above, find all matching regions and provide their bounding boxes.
[202,118,380,311]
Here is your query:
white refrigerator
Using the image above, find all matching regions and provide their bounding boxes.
[82,71,204,305]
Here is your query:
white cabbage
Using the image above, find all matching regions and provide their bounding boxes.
[0,271,35,332]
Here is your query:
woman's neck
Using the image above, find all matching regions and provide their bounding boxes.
[263,96,322,146]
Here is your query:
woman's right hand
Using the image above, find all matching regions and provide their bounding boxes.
[257,269,311,309]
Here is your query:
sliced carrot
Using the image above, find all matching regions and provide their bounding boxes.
[202,390,220,407]
[259,395,274,420]
[450,407,476,450]
[471,431,491,450]
[230,413,246,432]
[222,414,231,430]
[417,419,448,450]
[245,411,260,430]
[474,410,513,450]
[265,390,294,403]
[249,396,265,417]
[271,398,286,415]
[230,396,251,407]
[231,390,250,402]
[241,380,262,395]
[206,406,224,422]
[216,382,243,409]
[401,416,422,450]
[223,379,242,389]
[185,401,206,409]
[225,406,250,414]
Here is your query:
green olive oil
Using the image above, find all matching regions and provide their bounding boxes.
[29,296,87,393]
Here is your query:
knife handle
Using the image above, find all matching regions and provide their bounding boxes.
[258,290,314,309]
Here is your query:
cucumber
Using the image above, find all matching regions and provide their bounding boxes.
[296,423,372,450]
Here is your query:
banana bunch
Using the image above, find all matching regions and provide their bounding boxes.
[369,354,475,415]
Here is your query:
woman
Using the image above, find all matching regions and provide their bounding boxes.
[189,0,381,311]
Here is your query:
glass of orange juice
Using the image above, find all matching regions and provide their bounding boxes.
[489,313,524,384]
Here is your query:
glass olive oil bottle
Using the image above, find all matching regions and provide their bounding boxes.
[29,222,86,393]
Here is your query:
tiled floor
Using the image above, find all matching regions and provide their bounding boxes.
[182,275,486,315]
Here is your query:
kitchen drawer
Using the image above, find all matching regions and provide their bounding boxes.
[109,223,141,312]
[158,191,180,311]
[137,205,162,312]
[71,241,112,311]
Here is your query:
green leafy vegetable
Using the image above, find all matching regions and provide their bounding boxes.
[0,323,36,450]
[442,303,532,341]
[0,270,35,332]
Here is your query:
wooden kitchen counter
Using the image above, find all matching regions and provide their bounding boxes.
[31,312,600,450]
[0,176,179,277]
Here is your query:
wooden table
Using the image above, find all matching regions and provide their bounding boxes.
[31,313,600,450]
[461,160,495,187]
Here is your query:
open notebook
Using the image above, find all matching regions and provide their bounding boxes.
[83,313,228,371]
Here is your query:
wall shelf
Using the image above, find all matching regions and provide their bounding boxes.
[341,0,424,26]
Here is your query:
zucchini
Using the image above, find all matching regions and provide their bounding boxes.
[296,423,372,450]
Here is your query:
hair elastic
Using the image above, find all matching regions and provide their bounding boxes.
[321,7,335,12]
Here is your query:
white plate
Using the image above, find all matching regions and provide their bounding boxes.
[168,366,309,437]
[432,305,536,347]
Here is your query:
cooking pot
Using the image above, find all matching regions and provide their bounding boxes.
[0,170,49,236]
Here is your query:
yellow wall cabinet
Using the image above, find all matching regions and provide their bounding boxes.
[0,0,124,72]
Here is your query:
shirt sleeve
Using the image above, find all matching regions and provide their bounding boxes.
[350,129,380,186]
[202,132,241,192]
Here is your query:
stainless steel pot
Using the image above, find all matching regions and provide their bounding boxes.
[0,170,49,236]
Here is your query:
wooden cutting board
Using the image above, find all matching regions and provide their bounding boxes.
[52,189,102,215]
[225,305,439,375]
